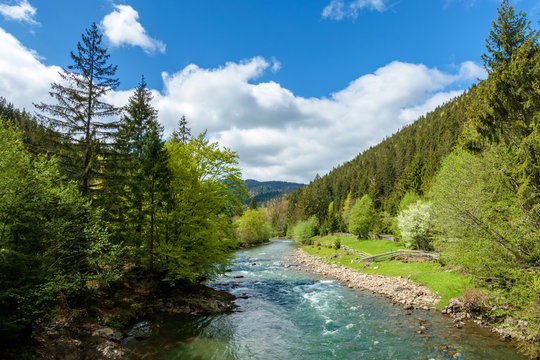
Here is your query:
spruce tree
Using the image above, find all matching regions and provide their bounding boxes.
[481,0,536,73]
[248,196,258,209]
[35,23,119,195]
[115,77,169,269]
[172,114,191,145]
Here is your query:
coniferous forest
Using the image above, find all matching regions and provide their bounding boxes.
[0,0,539,358]
[282,1,540,356]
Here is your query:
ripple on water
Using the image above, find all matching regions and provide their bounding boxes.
[125,239,527,360]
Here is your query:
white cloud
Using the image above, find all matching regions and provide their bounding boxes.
[0,0,37,24]
[458,60,486,80]
[144,59,484,182]
[101,4,165,54]
[0,27,486,183]
[0,27,60,111]
[322,0,386,20]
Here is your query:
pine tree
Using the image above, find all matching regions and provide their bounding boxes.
[172,115,191,145]
[114,77,169,269]
[481,0,536,73]
[248,196,258,209]
[141,117,169,271]
[35,23,119,195]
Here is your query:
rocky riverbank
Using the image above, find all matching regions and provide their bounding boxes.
[293,247,440,310]
[293,247,529,351]
[29,285,236,360]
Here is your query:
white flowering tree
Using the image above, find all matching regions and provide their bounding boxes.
[396,200,433,250]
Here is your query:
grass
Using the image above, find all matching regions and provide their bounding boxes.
[304,236,473,309]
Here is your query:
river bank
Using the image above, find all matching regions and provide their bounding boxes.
[293,245,531,356]
[293,247,440,310]
[24,284,237,360]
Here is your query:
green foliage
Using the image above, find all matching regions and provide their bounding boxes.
[110,77,170,270]
[431,147,539,279]
[341,192,354,226]
[0,119,121,344]
[374,210,395,235]
[156,133,247,283]
[292,216,319,243]
[236,209,271,246]
[35,23,119,195]
[248,196,258,210]
[431,147,540,354]
[398,190,420,212]
[348,195,377,237]
[396,200,433,250]
[481,0,537,73]
[171,114,191,145]
[323,201,342,234]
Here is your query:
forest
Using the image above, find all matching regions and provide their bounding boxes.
[0,22,276,353]
[274,1,539,356]
[0,0,539,357]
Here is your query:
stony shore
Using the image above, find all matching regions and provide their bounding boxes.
[30,285,237,360]
[293,247,528,348]
[293,247,440,310]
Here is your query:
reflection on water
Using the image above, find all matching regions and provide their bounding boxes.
[125,239,525,360]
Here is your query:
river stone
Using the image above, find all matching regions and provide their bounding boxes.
[92,327,123,342]
[129,321,152,339]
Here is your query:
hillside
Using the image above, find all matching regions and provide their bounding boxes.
[246,179,304,205]
[286,88,474,223]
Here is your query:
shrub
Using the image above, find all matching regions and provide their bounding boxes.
[293,216,319,243]
[396,200,433,250]
[349,195,377,237]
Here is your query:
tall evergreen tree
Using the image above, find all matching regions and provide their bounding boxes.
[470,0,539,222]
[141,117,169,271]
[35,23,119,195]
[172,114,191,145]
[114,77,169,269]
[481,0,536,73]
[248,196,258,210]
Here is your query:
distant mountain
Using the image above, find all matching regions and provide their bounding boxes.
[245,179,305,205]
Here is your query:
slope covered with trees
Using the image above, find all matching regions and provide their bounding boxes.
[246,179,304,205]
[285,1,539,355]
[286,85,470,227]
[0,23,248,352]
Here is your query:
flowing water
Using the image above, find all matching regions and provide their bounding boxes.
[125,239,525,359]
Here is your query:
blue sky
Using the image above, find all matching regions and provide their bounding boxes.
[0,0,538,182]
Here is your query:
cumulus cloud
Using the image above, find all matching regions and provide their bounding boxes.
[322,0,386,20]
[101,4,165,54]
[0,27,60,110]
[143,59,484,182]
[0,0,37,24]
[0,27,486,182]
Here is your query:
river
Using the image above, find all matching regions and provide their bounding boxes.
[125,239,525,359]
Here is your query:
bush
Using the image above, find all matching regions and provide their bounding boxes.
[236,209,271,246]
[396,200,433,250]
[292,216,319,243]
[349,195,377,237]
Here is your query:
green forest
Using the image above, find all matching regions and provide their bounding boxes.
[277,1,540,356]
[1,0,539,358]
[0,22,265,353]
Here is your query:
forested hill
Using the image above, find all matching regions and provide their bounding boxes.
[246,179,304,204]
[286,88,474,223]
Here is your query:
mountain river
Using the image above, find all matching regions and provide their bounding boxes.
[124,239,525,360]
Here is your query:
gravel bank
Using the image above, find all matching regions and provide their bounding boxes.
[293,247,440,310]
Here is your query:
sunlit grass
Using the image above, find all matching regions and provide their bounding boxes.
[303,241,473,309]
